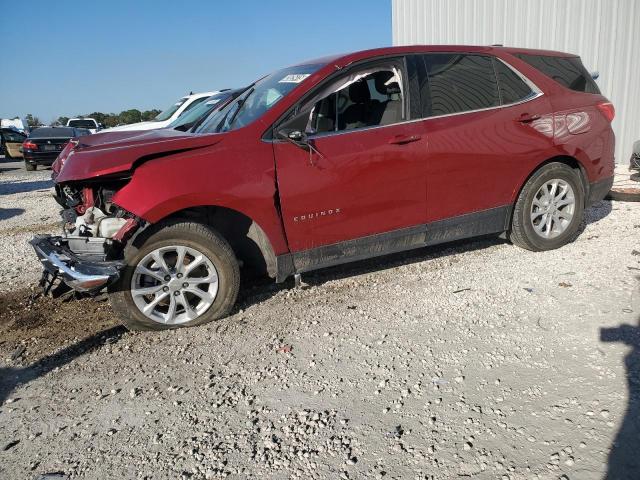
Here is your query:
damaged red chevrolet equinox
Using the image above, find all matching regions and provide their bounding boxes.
[31,46,615,330]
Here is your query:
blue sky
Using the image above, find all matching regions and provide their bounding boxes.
[0,0,392,122]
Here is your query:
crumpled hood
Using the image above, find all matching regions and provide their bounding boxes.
[54,128,224,183]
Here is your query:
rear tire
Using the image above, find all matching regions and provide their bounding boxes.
[109,221,240,331]
[24,162,36,171]
[509,162,585,251]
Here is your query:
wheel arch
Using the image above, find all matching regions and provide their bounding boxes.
[507,155,589,233]
[133,205,278,279]
[512,155,589,207]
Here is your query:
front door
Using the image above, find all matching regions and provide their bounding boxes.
[272,59,428,254]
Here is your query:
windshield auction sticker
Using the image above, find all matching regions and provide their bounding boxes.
[279,74,311,83]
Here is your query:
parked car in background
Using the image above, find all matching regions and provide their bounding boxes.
[1,118,27,133]
[165,89,244,131]
[33,45,614,331]
[22,126,90,170]
[67,118,101,134]
[106,92,218,132]
[1,127,26,158]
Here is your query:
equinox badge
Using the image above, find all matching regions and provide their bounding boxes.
[293,208,342,222]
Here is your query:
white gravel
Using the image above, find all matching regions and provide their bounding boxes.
[0,159,58,291]
[1,158,639,479]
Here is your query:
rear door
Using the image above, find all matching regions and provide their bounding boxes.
[408,53,556,223]
[272,58,428,253]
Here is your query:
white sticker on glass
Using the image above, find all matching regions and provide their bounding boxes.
[279,74,311,83]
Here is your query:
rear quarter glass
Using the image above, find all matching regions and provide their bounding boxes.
[514,54,600,94]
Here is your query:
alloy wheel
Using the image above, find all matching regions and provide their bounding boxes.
[530,179,576,239]
[130,245,219,325]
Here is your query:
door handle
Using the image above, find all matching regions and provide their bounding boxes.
[389,134,422,145]
[518,113,541,123]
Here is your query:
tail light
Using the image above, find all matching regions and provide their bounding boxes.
[23,140,38,150]
[596,102,615,122]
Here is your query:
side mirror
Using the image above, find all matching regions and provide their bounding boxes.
[287,130,306,142]
[278,129,309,150]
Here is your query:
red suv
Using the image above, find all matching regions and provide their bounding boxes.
[31,46,615,330]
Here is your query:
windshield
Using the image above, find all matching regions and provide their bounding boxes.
[154,97,188,122]
[195,63,324,134]
[166,92,231,130]
[68,119,96,129]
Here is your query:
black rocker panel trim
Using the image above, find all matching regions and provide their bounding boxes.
[275,205,511,281]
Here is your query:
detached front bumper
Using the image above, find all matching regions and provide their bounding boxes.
[30,235,125,292]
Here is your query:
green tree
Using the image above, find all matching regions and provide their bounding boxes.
[103,114,120,128]
[85,112,109,126]
[25,114,41,127]
[118,109,143,125]
[141,109,161,121]
[55,116,69,126]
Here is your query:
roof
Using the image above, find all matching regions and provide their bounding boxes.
[293,45,578,69]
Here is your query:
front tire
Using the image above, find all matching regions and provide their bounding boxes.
[109,221,240,331]
[510,162,585,251]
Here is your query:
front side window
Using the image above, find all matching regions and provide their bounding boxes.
[422,54,499,116]
[304,65,405,134]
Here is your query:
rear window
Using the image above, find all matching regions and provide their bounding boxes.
[68,119,97,129]
[515,54,600,94]
[29,127,76,138]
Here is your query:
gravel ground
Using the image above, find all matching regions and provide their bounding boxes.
[0,158,59,292]
[1,158,639,479]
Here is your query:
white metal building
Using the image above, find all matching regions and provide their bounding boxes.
[392,0,640,164]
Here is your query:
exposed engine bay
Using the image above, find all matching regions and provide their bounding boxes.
[54,181,141,260]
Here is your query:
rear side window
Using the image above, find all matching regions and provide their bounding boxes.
[515,54,600,94]
[407,53,500,118]
[494,60,535,104]
[418,54,500,117]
